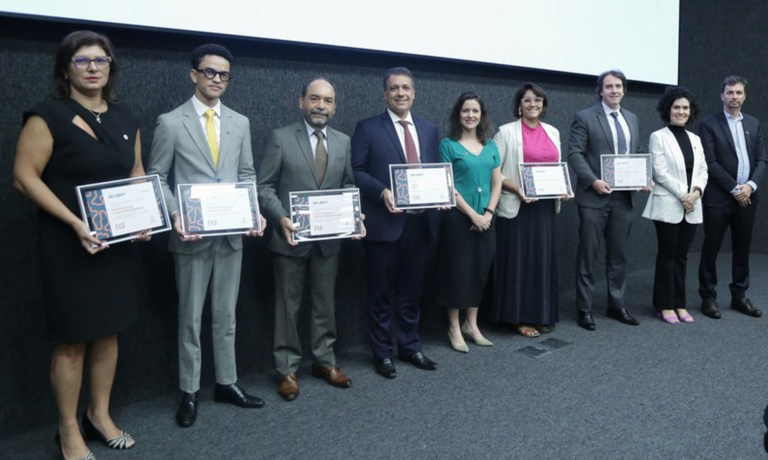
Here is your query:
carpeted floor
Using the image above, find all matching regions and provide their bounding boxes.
[3,253,768,459]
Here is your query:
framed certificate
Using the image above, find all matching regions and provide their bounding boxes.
[601,154,652,190]
[76,174,171,245]
[289,188,363,243]
[519,162,574,199]
[389,163,456,210]
[176,182,262,237]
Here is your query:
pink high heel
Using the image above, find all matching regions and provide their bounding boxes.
[676,310,694,323]
[655,310,679,324]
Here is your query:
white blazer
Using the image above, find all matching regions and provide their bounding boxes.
[642,127,708,224]
[493,119,561,218]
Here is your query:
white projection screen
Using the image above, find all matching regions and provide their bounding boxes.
[1,0,679,85]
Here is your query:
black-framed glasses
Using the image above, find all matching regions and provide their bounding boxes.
[196,68,232,82]
[71,56,112,70]
[522,97,544,104]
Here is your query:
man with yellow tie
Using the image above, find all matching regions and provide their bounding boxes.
[147,43,266,428]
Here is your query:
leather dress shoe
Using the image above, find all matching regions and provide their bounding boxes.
[701,298,721,319]
[375,358,397,379]
[578,312,596,331]
[606,308,640,326]
[397,351,437,370]
[731,298,762,317]
[278,373,299,401]
[311,365,352,388]
[213,383,265,408]
[176,391,198,428]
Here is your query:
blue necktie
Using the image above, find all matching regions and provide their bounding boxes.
[611,111,628,154]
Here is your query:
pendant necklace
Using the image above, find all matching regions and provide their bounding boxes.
[89,109,102,124]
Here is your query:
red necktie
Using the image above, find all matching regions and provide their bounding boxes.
[398,120,419,164]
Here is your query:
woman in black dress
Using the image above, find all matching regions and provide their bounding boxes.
[14,31,146,459]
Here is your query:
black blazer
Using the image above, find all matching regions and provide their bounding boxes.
[698,111,766,207]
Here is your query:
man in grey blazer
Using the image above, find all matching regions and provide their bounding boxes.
[147,44,266,427]
[568,69,644,331]
[259,78,359,401]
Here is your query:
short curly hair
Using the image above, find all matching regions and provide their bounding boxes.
[656,86,699,125]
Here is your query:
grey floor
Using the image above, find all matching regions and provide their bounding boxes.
[3,254,768,460]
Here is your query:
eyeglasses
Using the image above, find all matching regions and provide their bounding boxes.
[522,97,544,104]
[71,56,112,70]
[196,68,232,82]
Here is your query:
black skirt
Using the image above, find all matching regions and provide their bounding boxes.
[436,209,495,309]
[492,201,559,326]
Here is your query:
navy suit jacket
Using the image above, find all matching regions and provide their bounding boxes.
[351,111,440,242]
[698,111,766,207]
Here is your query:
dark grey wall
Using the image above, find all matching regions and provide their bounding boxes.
[1,0,766,438]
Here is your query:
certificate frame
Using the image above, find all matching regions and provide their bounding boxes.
[519,162,574,199]
[600,154,653,191]
[289,188,363,243]
[176,181,262,237]
[76,174,171,245]
[389,163,456,210]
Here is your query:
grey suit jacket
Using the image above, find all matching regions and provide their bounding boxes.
[147,97,257,255]
[567,104,641,208]
[258,121,355,257]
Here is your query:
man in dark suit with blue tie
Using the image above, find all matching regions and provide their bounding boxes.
[351,67,439,378]
[568,69,644,331]
[697,76,766,319]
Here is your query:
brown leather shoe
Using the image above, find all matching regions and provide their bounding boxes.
[311,365,352,388]
[278,373,299,401]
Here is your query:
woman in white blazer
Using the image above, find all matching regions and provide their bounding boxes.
[642,87,708,324]
[491,83,567,337]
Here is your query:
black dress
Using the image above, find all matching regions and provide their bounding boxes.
[25,98,141,343]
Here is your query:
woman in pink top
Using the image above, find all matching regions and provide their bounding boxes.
[491,84,568,337]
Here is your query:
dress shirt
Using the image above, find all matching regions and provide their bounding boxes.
[724,110,758,192]
[602,102,631,155]
[303,120,328,159]
[191,95,221,146]
[387,109,421,161]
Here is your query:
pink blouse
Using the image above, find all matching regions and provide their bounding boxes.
[522,122,558,163]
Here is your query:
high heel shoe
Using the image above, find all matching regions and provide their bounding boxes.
[448,331,469,353]
[82,412,134,450]
[676,310,695,323]
[655,310,680,325]
[55,433,97,460]
[461,323,494,346]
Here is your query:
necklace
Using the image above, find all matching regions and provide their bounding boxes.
[88,109,102,124]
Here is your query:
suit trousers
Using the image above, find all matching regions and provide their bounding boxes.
[364,213,430,361]
[272,246,339,375]
[174,238,241,393]
[652,219,698,310]
[575,192,633,313]
[698,200,757,300]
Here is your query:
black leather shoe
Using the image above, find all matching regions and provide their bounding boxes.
[577,312,596,331]
[397,351,437,370]
[606,308,640,325]
[731,298,762,317]
[213,383,265,409]
[176,391,198,428]
[375,358,397,379]
[701,298,721,319]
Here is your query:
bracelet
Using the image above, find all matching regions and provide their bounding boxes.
[484,207,496,216]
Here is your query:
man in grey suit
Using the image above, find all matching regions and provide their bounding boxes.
[259,78,360,401]
[568,69,645,331]
[147,44,266,427]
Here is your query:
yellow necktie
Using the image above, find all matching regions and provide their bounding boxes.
[205,109,219,166]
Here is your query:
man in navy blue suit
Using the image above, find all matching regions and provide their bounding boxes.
[351,67,439,378]
[698,76,766,319]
